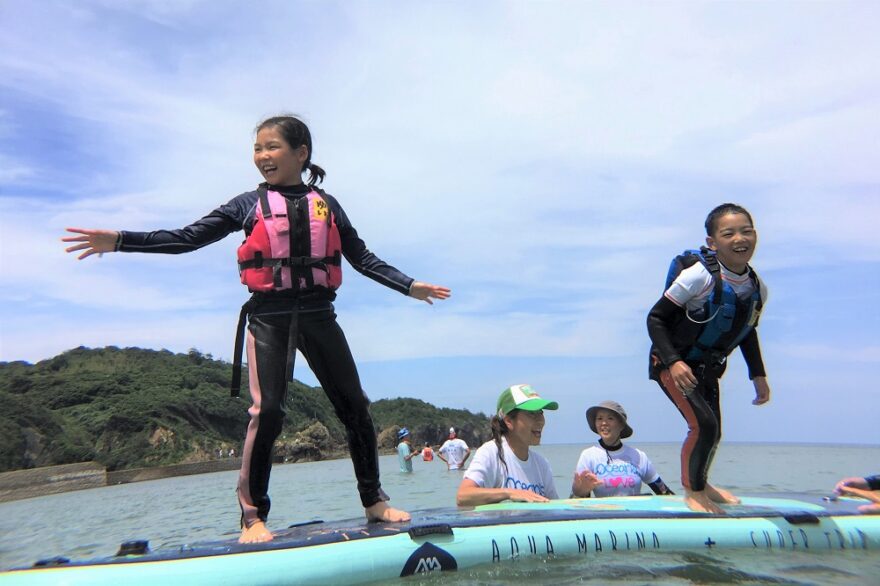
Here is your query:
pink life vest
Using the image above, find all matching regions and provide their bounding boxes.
[237,188,342,293]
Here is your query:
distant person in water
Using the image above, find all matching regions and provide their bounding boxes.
[438,427,471,471]
[62,114,451,543]
[421,442,434,462]
[834,475,880,514]
[647,203,770,514]
[571,401,674,498]
[397,428,417,473]
[457,384,559,506]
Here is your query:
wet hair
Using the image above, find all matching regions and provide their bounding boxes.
[704,203,754,236]
[255,115,326,186]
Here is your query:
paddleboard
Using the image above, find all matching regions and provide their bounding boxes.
[4,493,878,585]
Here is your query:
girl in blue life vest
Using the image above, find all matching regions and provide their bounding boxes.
[647,203,770,514]
[63,115,451,543]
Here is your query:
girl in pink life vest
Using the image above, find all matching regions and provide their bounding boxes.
[63,115,451,544]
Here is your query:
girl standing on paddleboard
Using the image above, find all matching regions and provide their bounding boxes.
[63,115,451,543]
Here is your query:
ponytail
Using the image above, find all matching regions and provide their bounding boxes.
[306,162,325,186]
[490,414,510,477]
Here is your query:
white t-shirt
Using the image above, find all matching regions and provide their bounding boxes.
[574,444,659,497]
[438,438,470,470]
[665,261,768,314]
[464,438,559,499]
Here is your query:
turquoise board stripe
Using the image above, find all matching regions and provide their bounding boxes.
[4,494,878,586]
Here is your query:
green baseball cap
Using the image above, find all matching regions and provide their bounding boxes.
[496,384,559,417]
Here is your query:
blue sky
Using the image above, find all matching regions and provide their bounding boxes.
[1,1,877,446]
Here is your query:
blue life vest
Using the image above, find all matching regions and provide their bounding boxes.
[665,247,763,365]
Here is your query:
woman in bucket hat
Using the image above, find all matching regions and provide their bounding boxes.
[457,384,559,506]
[571,401,674,498]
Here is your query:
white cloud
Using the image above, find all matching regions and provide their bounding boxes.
[1,0,878,452]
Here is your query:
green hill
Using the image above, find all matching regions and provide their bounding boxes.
[0,347,489,472]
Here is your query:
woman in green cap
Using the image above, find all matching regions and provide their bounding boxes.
[456,384,559,506]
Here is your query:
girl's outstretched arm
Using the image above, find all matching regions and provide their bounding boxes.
[63,228,120,260]
[408,281,451,305]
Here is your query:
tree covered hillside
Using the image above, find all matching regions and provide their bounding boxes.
[0,347,489,473]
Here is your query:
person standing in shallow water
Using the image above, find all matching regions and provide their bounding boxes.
[63,115,451,543]
[397,428,417,473]
[647,203,770,514]
[438,427,470,471]
[457,384,559,506]
[571,401,673,498]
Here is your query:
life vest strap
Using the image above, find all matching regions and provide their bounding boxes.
[230,299,301,397]
[238,255,339,271]
[231,297,259,397]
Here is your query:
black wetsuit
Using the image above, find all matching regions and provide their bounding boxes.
[120,183,413,527]
[647,289,765,492]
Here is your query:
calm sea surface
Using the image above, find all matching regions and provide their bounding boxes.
[2,443,879,584]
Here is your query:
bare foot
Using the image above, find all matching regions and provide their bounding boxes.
[858,504,880,515]
[684,489,725,514]
[239,521,273,543]
[365,501,411,523]
[705,483,741,504]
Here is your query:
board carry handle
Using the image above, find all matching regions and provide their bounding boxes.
[783,513,820,525]
[116,540,150,556]
[408,524,454,538]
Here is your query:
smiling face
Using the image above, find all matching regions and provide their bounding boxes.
[706,212,757,273]
[505,409,546,456]
[593,409,625,445]
[253,126,308,186]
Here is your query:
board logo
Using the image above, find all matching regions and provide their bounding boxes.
[400,542,458,577]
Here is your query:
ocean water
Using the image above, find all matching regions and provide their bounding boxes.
[1,443,879,584]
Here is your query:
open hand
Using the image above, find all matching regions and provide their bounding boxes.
[571,470,601,498]
[62,228,119,260]
[409,281,451,305]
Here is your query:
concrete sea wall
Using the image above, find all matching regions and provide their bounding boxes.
[0,459,243,503]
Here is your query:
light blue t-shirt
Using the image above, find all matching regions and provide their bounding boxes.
[398,442,413,473]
